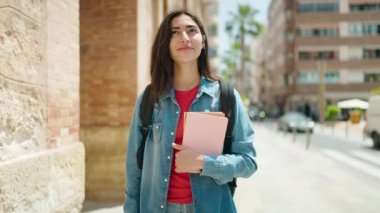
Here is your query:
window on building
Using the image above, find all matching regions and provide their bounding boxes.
[297,71,340,84]
[297,72,319,84]
[319,51,335,59]
[299,52,310,60]
[300,29,313,37]
[325,72,340,84]
[363,23,380,35]
[364,73,380,83]
[284,74,290,85]
[348,23,380,36]
[350,3,380,12]
[299,28,338,37]
[363,49,380,59]
[285,74,293,85]
[298,51,335,60]
[298,3,339,13]
[348,24,363,36]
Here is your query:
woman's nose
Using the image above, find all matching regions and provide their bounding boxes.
[180,31,190,43]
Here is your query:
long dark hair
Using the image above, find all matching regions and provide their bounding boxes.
[149,10,217,101]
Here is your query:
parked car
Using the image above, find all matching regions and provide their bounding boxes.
[248,106,266,121]
[364,96,380,148]
[278,112,315,133]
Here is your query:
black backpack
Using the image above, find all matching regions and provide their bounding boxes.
[136,80,237,196]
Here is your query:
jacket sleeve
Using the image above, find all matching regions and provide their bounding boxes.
[124,95,143,213]
[200,89,257,185]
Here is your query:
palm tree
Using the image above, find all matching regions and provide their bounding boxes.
[224,4,263,93]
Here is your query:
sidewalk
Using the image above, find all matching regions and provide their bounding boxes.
[82,201,122,212]
[315,121,372,145]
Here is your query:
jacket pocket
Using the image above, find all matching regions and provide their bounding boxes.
[148,123,162,143]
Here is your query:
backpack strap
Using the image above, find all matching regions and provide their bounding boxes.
[219,80,237,196]
[219,80,235,153]
[136,84,154,170]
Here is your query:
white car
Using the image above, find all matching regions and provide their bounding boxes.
[365,95,380,148]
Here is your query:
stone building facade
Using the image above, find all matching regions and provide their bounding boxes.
[0,0,84,212]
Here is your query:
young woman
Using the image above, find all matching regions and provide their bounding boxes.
[124,10,257,213]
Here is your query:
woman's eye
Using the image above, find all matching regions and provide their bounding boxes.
[172,31,179,36]
[188,29,197,34]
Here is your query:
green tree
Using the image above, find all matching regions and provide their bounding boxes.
[324,105,340,121]
[224,4,263,93]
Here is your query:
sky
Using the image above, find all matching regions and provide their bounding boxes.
[218,0,271,55]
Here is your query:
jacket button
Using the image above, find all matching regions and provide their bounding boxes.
[160,205,164,209]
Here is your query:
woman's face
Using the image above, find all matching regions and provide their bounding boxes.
[169,14,204,64]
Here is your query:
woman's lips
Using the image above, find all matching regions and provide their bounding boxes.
[177,47,193,51]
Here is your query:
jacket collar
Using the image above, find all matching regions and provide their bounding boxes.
[158,76,219,102]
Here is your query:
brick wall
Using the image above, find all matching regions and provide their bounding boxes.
[80,0,137,127]
[80,0,138,201]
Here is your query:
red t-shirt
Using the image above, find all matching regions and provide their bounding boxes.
[167,84,199,203]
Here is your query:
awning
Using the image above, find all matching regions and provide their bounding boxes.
[337,99,369,109]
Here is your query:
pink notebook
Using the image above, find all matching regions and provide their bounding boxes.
[182,112,228,155]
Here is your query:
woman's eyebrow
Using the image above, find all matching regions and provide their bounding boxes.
[171,25,198,30]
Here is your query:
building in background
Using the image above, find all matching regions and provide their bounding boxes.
[261,0,288,116]
[248,36,266,105]
[263,0,380,118]
[203,0,219,73]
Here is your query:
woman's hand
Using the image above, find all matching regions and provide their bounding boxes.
[172,143,204,173]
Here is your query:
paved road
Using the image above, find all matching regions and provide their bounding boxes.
[83,122,380,213]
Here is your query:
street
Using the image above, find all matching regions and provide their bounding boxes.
[235,121,380,213]
[83,121,380,213]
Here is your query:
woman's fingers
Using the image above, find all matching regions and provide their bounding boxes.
[172,143,186,151]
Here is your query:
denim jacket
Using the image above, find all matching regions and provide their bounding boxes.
[124,77,257,213]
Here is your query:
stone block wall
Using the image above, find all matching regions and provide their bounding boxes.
[0,143,84,212]
[0,0,84,212]
[0,0,46,161]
